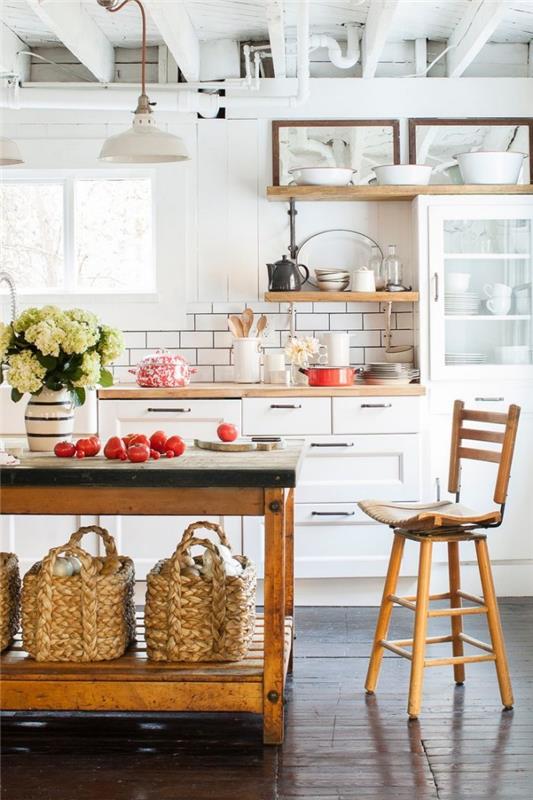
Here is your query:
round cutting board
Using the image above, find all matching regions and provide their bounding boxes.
[194,438,286,452]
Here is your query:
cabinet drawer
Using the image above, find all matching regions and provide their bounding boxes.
[242,397,331,435]
[333,396,421,434]
[295,434,420,503]
[98,399,241,442]
[429,383,533,415]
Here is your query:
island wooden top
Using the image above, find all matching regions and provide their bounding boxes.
[0,443,305,489]
[99,382,426,399]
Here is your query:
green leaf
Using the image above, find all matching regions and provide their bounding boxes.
[36,354,58,371]
[72,387,86,407]
[99,368,113,388]
[11,388,23,403]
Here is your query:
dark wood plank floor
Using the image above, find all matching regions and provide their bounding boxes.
[2,599,532,800]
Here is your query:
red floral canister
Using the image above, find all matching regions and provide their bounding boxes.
[129,350,197,388]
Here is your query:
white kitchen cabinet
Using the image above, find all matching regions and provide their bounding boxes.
[332,396,421,434]
[242,397,331,436]
[424,199,533,381]
[98,398,241,442]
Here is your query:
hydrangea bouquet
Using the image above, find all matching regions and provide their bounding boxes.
[0,306,124,406]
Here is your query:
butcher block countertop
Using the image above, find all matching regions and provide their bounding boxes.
[99,382,426,399]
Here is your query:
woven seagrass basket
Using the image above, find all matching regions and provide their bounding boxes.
[145,521,256,662]
[22,526,135,662]
[0,552,21,652]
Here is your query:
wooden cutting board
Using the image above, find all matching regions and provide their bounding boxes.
[193,438,286,452]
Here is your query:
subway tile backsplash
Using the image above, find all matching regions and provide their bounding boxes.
[114,302,415,383]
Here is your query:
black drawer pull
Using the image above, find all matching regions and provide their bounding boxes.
[310,442,354,448]
[360,403,392,409]
[270,404,302,409]
[146,407,192,413]
[475,397,504,402]
[311,511,355,517]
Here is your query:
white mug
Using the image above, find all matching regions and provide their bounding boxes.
[319,332,351,366]
[352,267,376,292]
[446,272,470,293]
[232,338,262,383]
[484,283,512,298]
[486,297,511,315]
[263,353,286,382]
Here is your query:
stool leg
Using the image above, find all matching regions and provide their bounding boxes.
[365,533,405,694]
[408,539,433,720]
[475,538,514,710]
[448,541,465,685]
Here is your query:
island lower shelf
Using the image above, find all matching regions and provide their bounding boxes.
[1,613,293,714]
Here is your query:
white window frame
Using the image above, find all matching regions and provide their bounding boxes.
[1,168,157,300]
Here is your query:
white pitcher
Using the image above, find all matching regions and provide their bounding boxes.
[232,338,262,383]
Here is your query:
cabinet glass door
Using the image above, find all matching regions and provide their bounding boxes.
[429,205,533,379]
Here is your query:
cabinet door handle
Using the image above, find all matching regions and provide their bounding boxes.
[310,442,354,448]
[146,407,192,413]
[434,272,439,302]
[360,403,392,409]
[475,397,504,402]
[270,404,302,409]
[311,511,355,517]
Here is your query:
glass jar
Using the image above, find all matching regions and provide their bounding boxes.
[383,244,403,289]
[368,245,385,290]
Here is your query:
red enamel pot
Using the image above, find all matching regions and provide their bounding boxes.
[299,366,355,386]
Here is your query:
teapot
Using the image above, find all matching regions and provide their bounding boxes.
[267,255,309,292]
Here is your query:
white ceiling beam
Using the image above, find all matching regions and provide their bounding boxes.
[0,21,31,81]
[447,0,506,77]
[24,1,114,82]
[361,0,400,78]
[266,0,286,78]
[143,0,200,82]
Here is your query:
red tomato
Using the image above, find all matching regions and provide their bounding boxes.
[89,435,101,455]
[150,449,161,460]
[54,441,76,458]
[122,433,137,448]
[76,437,99,457]
[104,436,127,460]
[126,433,150,448]
[217,423,238,443]
[75,449,85,459]
[149,430,168,454]
[119,451,128,461]
[165,435,186,457]
[165,450,175,458]
[127,443,151,463]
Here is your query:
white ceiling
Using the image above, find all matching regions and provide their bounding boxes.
[2,0,533,48]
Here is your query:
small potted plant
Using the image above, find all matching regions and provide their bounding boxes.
[284,336,320,385]
[0,306,124,451]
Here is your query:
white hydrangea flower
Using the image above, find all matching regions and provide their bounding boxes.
[72,350,101,387]
[98,325,124,366]
[24,319,65,357]
[0,322,14,362]
[7,351,46,395]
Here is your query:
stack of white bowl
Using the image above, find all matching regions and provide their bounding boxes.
[315,268,351,292]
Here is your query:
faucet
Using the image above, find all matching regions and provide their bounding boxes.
[0,271,17,322]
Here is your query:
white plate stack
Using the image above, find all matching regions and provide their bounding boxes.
[363,362,419,385]
[445,353,488,365]
[445,292,480,315]
[315,269,351,292]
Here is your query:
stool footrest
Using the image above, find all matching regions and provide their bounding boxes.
[429,605,488,617]
[379,640,412,660]
[389,593,488,617]
[459,632,494,654]
[457,590,484,605]
[425,653,496,667]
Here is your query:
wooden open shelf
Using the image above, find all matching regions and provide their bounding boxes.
[265,290,419,303]
[267,185,533,202]
[1,613,293,714]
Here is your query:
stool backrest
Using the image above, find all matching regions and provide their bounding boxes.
[448,400,521,506]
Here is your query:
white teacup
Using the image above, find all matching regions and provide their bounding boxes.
[446,272,470,293]
[486,297,511,315]
[352,267,376,292]
[484,283,512,298]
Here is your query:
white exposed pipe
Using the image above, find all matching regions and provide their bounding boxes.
[310,24,360,69]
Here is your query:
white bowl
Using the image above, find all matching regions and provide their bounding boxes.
[317,280,350,292]
[373,164,432,185]
[288,167,356,186]
[454,151,526,185]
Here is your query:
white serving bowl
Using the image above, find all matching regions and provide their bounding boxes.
[288,167,356,186]
[373,164,433,185]
[454,151,526,185]
[317,280,350,292]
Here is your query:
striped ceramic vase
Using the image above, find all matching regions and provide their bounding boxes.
[25,388,75,452]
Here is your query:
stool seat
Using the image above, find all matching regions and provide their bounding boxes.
[358,499,501,532]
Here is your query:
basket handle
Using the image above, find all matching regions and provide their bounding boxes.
[165,536,227,660]
[67,525,120,575]
[178,520,231,553]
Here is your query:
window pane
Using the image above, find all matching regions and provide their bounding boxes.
[74,178,153,291]
[0,182,64,290]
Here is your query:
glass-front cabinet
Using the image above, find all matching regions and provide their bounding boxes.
[429,203,533,379]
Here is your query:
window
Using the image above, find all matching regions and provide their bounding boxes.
[0,173,154,294]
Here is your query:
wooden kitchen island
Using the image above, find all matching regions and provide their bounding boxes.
[0,444,303,744]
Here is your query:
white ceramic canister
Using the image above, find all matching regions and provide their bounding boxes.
[352,267,376,292]
[25,387,75,452]
[232,338,263,383]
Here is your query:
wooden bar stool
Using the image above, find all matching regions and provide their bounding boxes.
[359,400,521,719]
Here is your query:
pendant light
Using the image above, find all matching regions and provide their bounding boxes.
[97,0,189,164]
[0,138,24,165]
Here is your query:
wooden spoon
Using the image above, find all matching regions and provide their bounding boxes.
[241,307,254,337]
[256,314,267,337]
[228,315,244,338]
